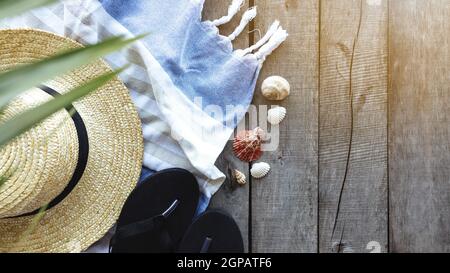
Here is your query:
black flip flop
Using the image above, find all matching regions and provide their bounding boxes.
[110,168,199,253]
[177,210,244,253]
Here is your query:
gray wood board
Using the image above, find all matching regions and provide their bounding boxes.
[251,0,319,253]
[319,0,388,253]
[389,0,450,253]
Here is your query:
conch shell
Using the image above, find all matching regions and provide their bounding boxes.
[250,162,271,179]
[261,76,290,101]
[233,127,265,162]
[233,169,247,185]
[267,106,287,125]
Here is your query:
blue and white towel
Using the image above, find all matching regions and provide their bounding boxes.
[100,0,287,197]
[0,0,286,251]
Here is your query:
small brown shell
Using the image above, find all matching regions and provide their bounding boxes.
[232,127,265,162]
[233,169,247,185]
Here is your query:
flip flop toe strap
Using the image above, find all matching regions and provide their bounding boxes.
[113,215,167,241]
[110,200,180,252]
[200,237,213,253]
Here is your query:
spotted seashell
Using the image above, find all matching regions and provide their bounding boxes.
[261,76,290,101]
[267,106,287,125]
[250,162,271,179]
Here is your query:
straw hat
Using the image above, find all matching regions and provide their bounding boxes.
[0,29,143,252]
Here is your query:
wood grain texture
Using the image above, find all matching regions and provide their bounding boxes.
[251,0,319,253]
[202,0,251,252]
[203,0,450,253]
[212,143,250,252]
[389,0,450,253]
[319,0,388,252]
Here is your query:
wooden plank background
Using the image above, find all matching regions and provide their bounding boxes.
[319,0,388,253]
[389,0,450,253]
[202,0,450,253]
[251,0,319,253]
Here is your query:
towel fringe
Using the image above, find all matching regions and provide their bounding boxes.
[211,0,245,26]
[254,26,288,62]
[237,20,280,57]
[228,7,257,41]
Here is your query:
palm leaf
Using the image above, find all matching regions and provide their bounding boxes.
[0,169,14,189]
[0,0,57,20]
[0,67,127,147]
[0,35,143,110]
[0,175,7,189]
[17,204,49,244]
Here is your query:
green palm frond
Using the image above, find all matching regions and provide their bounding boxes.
[0,175,7,189]
[0,0,57,20]
[0,35,144,110]
[0,66,127,147]
[17,204,49,243]
[0,168,14,189]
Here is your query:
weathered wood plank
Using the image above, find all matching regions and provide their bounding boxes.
[319,0,388,253]
[202,0,251,253]
[251,0,319,253]
[212,143,250,252]
[389,0,450,253]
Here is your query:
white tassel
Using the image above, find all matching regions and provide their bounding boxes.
[228,7,257,41]
[211,0,245,26]
[238,20,280,56]
[255,26,288,62]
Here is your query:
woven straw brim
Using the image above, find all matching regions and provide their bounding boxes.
[0,88,80,218]
[0,29,143,253]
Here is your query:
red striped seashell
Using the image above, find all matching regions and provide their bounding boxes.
[232,127,265,162]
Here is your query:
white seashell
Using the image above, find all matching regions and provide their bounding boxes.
[267,106,287,125]
[250,162,271,179]
[261,76,290,101]
[233,169,247,185]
